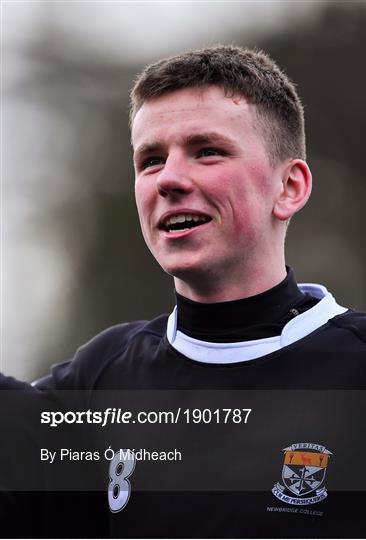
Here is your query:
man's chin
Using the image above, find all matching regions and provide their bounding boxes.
[159,260,209,281]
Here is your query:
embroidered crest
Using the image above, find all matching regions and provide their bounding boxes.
[272,443,332,505]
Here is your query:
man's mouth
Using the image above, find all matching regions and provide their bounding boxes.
[160,213,212,234]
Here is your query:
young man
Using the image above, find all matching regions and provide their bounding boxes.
[37,46,365,538]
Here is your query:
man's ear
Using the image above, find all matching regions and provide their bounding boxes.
[273,159,312,221]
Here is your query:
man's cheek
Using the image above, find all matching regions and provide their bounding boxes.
[135,191,152,227]
[233,219,257,243]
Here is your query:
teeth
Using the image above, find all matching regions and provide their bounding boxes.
[164,213,205,227]
[169,228,190,234]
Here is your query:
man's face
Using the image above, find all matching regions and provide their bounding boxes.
[132,86,282,291]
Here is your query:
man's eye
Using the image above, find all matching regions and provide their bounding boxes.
[141,157,165,169]
[197,148,223,158]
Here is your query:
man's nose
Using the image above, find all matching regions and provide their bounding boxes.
[156,156,194,198]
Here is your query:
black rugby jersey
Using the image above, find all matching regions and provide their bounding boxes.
[35,283,366,538]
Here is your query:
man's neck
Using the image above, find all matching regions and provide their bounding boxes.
[174,265,287,303]
[175,268,319,342]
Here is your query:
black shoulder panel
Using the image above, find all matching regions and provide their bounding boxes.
[34,315,168,390]
[329,310,366,344]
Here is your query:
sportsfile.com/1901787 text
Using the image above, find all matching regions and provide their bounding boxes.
[40,408,252,427]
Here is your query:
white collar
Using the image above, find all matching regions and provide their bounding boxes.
[166,284,347,364]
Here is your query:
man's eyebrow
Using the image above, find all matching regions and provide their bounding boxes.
[133,142,164,160]
[133,132,237,160]
[183,132,236,147]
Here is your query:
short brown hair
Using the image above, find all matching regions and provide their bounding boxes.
[130,45,306,164]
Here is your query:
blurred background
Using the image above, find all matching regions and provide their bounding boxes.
[2,0,366,381]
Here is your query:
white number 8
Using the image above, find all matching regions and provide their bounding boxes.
[108,449,136,512]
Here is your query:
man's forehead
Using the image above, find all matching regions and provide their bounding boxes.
[134,86,249,116]
[131,86,252,149]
